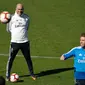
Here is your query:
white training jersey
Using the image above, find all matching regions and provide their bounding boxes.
[6,13,30,43]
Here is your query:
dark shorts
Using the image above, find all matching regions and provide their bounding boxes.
[75,79,85,85]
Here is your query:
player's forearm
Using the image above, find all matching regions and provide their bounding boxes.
[6,23,11,33]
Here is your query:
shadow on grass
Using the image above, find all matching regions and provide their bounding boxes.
[17,80,24,82]
[10,80,24,83]
[36,67,74,77]
[20,67,74,78]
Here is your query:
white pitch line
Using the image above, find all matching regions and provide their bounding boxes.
[0,53,58,59]
[0,53,73,59]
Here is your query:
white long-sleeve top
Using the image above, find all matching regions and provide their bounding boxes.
[6,13,30,43]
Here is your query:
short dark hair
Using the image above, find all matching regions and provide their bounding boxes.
[0,76,5,85]
[80,33,85,37]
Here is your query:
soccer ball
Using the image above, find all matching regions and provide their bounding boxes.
[10,73,19,82]
[0,11,11,24]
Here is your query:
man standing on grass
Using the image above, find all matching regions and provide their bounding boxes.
[60,33,85,85]
[6,3,36,81]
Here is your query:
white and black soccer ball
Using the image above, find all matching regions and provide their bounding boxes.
[10,73,19,82]
[0,11,11,24]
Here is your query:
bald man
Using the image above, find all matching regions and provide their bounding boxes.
[6,3,36,81]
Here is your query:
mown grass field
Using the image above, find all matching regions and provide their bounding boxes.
[1,56,74,85]
[0,0,85,85]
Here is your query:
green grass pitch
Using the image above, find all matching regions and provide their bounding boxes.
[1,56,74,85]
[0,0,85,85]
